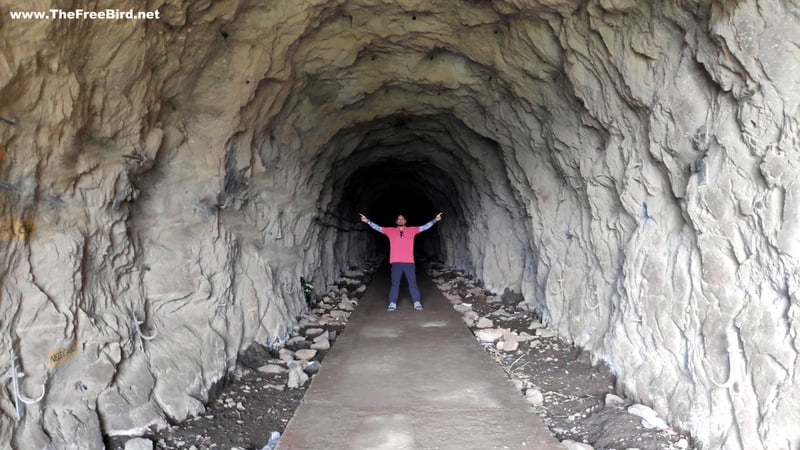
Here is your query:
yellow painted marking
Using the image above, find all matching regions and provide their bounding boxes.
[48,340,79,369]
[0,218,34,240]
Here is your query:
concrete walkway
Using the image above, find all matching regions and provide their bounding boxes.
[278,267,562,450]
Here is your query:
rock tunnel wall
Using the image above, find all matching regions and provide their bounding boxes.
[0,0,798,448]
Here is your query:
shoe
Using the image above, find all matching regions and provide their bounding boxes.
[413,301,423,310]
[387,303,397,311]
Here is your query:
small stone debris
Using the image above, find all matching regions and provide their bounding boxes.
[256,364,286,375]
[605,393,625,406]
[311,336,331,350]
[121,261,692,450]
[474,328,506,343]
[304,327,325,337]
[427,261,694,450]
[108,262,382,450]
[287,366,309,389]
[560,439,594,450]
[294,349,317,360]
[525,388,544,406]
[628,403,670,430]
[476,317,494,328]
[123,437,153,450]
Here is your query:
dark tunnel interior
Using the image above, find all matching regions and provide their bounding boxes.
[339,157,447,263]
[314,113,502,270]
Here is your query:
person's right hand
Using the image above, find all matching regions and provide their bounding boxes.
[360,213,368,223]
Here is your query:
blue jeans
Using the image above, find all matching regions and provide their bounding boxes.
[389,263,420,304]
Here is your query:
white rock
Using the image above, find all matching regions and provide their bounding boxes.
[560,439,594,450]
[474,328,506,343]
[476,317,494,328]
[295,349,317,360]
[256,364,286,374]
[501,336,519,352]
[525,389,544,406]
[536,328,557,338]
[124,438,153,450]
[604,393,625,406]
[518,331,535,341]
[304,327,325,337]
[453,303,473,313]
[310,339,330,350]
[287,366,309,389]
[278,349,295,362]
[627,404,669,429]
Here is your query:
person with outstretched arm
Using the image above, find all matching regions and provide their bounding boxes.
[360,212,442,311]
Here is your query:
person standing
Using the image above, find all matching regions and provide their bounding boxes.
[360,212,442,311]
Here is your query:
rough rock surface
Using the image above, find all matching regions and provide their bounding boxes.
[0,1,798,449]
[110,263,692,450]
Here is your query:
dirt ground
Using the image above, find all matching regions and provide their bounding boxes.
[108,264,694,450]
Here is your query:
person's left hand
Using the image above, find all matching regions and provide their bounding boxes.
[435,213,443,221]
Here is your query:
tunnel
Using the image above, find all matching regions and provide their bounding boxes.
[0,1,799,449]
[317,113,515,280]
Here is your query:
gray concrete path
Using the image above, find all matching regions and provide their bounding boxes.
[278,266,562,450]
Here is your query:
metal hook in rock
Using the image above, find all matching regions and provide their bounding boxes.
[10,357,45,421]
[132,312,158,341]
[709,326,743,391]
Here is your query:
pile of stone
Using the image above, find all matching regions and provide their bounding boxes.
[428,263,687,450]
[430,267,553,402]
[243,263,378,390]
[119,265,379,449]
[431,266,550,352]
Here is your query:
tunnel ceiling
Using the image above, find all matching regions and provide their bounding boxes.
[1,1,799,449]
[317,114,500,223]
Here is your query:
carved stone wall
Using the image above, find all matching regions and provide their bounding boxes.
[0,1,797,448]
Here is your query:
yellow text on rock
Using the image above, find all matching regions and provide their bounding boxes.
[48,340,79,369]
